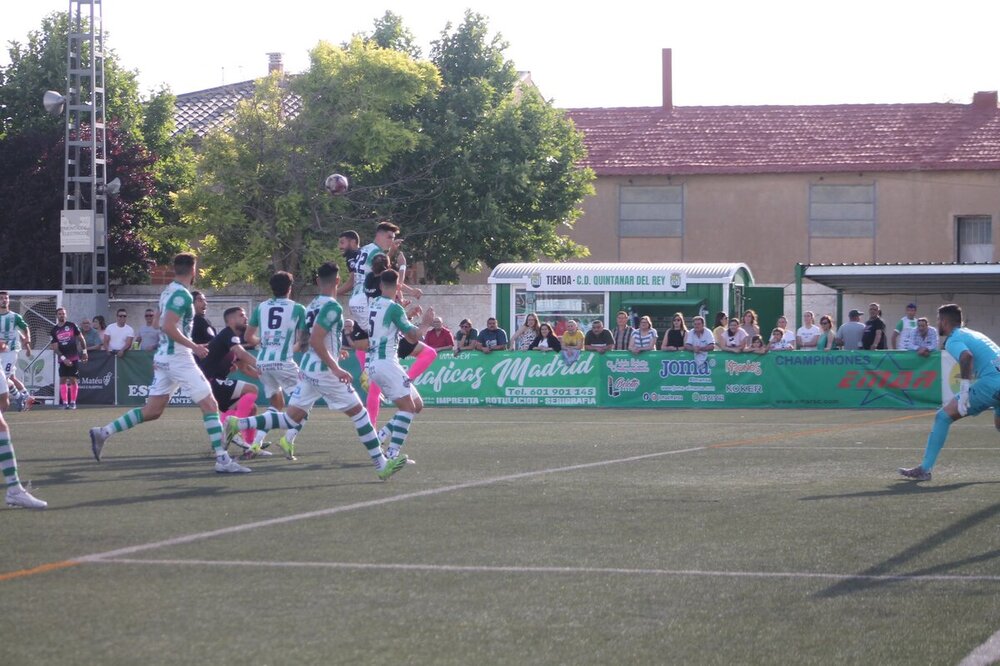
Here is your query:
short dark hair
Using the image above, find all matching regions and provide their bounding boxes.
[316,261,339,284]
[116,308,127,316]
[191,290,203,300]
[269,271,293,298]
[371,254,390,273]
[938,304,963,328]
[379,268,399,287]
[223,306,244,320]
[173,252,197,275]
[339,230,360,244]
[376,221,400,235]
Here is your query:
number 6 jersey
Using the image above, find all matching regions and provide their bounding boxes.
[250,297,307,364]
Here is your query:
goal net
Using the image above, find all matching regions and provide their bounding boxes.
[6,291,62,402]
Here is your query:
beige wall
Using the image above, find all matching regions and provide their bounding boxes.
[567,171,1000,284]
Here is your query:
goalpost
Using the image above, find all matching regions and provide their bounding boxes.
[5,290,62,403]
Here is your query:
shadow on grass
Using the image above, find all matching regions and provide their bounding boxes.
[800,480,1000,501]
[815,499,1000,598]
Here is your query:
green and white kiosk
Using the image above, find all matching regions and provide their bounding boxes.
[488,263,781,340]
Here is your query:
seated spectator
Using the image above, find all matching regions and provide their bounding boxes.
[907,317,939,357]
[776,316,796,349]
[528,322,562,352]
[712,311,728,348]
[817,315,836,351]
[454,319,479,352]
[660,312,687,351]
[719,318,748,353]
[768,327,794,351]
[476,317,508,353]
[560,319,584,364]
[684,316,715,369]
[796,311,822,350]
[80,317,103,351]
[749,335,767,355]
[136,308,161,351]
[629,316,657,354]
[584,319,615,354]
[423,316,455,352]
[611,310,633,351]
[741,310,760,339]
[512,313,541,351]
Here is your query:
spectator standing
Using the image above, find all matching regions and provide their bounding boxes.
[584,319,615,353]
[817,315,836,351]
[892,303,919,349]
[560,319,585,364]
[454,319,479,352]
[661,312,688,351]
[476,317,508,353]
[136,308,161,351]
[80,317,103,351]
[712,311,728,348]
[719,318,748,353]
[862,303,888,350]
[512,313,541,351]
[768,328,794,351]
[908,317,940,357]
[629,316,658,354]
[423,317,455,352]
[836,310,866,350]
[92,315,108,350]
[611,311,633,351]
[776,316,797,349]
[103,308,135,357]
[796,311,822,350]
[529,323,562,352]
[741,310,760,339]
[684,316,715,370]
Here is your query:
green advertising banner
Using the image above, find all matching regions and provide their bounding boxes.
[113,349,942,410]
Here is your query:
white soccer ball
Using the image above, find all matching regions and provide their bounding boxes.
[325,173,349,196]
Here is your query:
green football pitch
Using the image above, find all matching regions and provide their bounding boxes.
[4,406,1000,664]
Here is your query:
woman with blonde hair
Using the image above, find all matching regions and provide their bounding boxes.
[512,313,541,351]
[741,310,760,339]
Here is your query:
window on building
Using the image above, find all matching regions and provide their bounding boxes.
[809,184,875,237]
[957,216,993,262]
[619,186,683,237]
[514,289,606,337]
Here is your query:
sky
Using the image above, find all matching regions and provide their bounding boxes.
[3,0,999,109]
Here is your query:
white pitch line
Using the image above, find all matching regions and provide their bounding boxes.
[74,445,707,563]
[960,627,1000,666]
[92,557,1000,584]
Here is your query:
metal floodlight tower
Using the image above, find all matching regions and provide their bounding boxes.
[59,0,109,314]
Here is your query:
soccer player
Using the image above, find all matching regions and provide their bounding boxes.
[225,261,406,480]
[201,306,267,457]
[88,253,250,473]
[244,271,307,458]
[0,290,34,409]
[0,365,47,508]
[335,230,361,298]
[49,307,88,409]
[367,269,433,461]
[899,303,1000,482]
[347,222,399,374]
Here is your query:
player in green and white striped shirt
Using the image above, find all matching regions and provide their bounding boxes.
[244,271,307,458]
[0,290,33,406]
[226,261,407,480]
[89,253,251,473]
[368,269,434,461]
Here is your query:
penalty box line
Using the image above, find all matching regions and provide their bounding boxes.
[0,411,933,583]
[91,557,1000,585]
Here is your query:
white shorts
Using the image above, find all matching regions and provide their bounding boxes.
[149,353,212,403]
[288,369,362,413]
[257,359,300,398]
[0,363,7,396]
[348,293,369,320]
[370,358,419,402]
[0,350,18,379]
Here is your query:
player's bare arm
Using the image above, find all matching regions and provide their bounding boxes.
[309,320,351,383]
[243,324,260,348]
[163,310,208,358]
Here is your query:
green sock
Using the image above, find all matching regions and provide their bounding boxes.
[0,431,20,487]
[204,413,224,454]
[351,409,381,455]
[103,407,144,437]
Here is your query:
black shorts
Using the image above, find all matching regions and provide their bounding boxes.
[350,321,369,342]
[58,360,81,379]
[398,339,417,359]
[210,377,239,412]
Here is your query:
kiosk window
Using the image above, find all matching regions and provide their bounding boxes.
[515,290,605,336]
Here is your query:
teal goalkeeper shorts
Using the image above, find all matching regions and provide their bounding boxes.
[966,373,1000,417]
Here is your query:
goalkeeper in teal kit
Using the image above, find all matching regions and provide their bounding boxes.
[899,304,1000,482]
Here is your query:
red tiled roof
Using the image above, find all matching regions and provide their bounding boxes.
[564,102,1000,176]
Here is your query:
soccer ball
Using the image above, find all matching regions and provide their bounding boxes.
[325,173,349,196]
